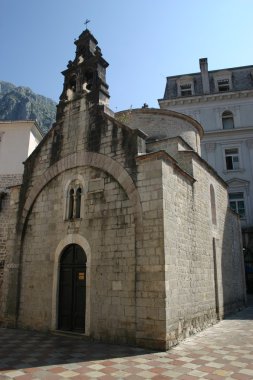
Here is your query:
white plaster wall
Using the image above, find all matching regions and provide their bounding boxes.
[0,122,40,175]
[28,131,39,157]
[161,98,253,132]
[240,103,253,126]
[201,130,253,228]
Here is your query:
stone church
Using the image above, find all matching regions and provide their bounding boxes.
[0,29,246,350]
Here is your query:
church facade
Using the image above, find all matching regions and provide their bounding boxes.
[0,30,246,350]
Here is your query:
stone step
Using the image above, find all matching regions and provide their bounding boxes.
[52,330,90,341]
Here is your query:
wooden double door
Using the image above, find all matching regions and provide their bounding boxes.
[58,244,86,332]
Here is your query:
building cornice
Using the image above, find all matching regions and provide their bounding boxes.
[158,89,253,107]
[203,126,253,137]
[0,119,44,138]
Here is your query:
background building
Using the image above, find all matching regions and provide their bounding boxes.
[0,120,43,178]
[0,120,43,310]
[159,60,253,290]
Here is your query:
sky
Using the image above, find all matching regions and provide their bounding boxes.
[1,0,253,112]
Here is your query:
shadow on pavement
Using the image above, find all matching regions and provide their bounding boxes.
[0,328,156,371]
[222,293,253,321]
[1,298,253,372]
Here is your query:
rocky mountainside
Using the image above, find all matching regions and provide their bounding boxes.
[0,81,57,134]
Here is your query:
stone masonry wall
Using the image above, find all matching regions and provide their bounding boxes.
[135,156,166,349]
[18,166,136,344]
[218,208,246,315]
[162,159,209,348]
[0,174,22,322]
[192,158,245,316]
[1,97,144,341]
[0,174,23,191]
[21,100,142,192]
[162,153,245,348]
[116,109,201,153]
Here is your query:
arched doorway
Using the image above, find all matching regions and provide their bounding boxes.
[58,244,87,332]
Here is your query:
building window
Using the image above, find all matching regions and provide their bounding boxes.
[225,148,239,170]
[66,185,83,220]
[229,192,245,218]
[217,79,230,92]
[222,111,234,129]
[180,84,192,97]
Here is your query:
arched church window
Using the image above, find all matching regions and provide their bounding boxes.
[65,182,84,221]
[222,111,234,130]
[210,184,217,225]
[76,187,82,219]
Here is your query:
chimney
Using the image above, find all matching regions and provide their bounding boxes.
[199,58,210,94]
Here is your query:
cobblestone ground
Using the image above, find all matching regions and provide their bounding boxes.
[1,301,253,379]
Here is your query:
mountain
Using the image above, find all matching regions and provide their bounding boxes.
[0,81,57,134]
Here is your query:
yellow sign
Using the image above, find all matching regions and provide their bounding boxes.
[78,272,85,280]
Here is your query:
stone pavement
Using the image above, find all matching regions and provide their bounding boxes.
[1,300,253,379]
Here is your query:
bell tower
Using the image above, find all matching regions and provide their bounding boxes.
[57,29,110,119]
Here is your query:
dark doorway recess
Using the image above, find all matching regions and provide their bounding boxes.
[58,244,87,332]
